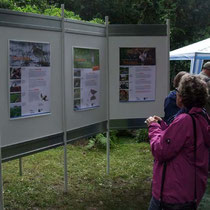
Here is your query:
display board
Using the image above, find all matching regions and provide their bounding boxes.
[109,25,169,127]
[0,25,63,152]
[64,29,107,133]
[9,40,51,119]
[0,9,169,160]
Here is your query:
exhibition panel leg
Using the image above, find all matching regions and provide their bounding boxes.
[19,157,23,176]
[106,128,110,175]
[63,134,68,193]
[0,160,3,210]
[0,138,4,210]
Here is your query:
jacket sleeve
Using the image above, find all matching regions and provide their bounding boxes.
[149,114,191,162]
[160,120,168,130]
[163,95,171,120]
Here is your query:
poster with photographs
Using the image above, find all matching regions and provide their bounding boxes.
[73,47,100,110]
[119,48,156,102]
[9,40,51,119]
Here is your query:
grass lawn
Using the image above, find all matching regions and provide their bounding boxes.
[2,137,210,210]
[2,138,153,210]
[199,179,210,210]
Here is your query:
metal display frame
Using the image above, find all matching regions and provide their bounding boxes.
[61,4,68,192]
[105,16,110,174]
[0,6,170,209]
[0,7,107,162]
[0,9,170,160]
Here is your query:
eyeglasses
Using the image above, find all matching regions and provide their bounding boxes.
[175,88,179,93]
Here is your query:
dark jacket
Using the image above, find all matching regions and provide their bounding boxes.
[164,90,180,124]
[199,71,210,115]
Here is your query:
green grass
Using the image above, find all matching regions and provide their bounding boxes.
[2,139,153,210]
[2,138,210,209]
[198,179,210,210]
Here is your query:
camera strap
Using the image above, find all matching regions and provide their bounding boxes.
[189,114,197,207]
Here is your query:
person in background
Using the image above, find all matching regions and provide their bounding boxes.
[164,71,188,124]
[199,62,210,177]
[199,61,210,115]
[146,74,210,210]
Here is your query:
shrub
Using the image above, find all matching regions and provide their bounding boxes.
[12,4,41,14]
[89,18,104,24]
[134,128,149,143]
[86,133,107,150]
[44,6,81,20]
[6,3,104,24]
[86,130,119,150]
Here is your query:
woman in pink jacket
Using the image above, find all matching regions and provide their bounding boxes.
[146,74,210,210]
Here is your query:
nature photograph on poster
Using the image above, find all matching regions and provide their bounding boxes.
[10,67,21,79]
[9,40,51,119]
[10,80,21,92]
[10,40,50,67]
[74,48,99,69]
[10,104,21,118]
[10,93,21,103]
[120,48,156,66]
[73,47,100,110]
[119,47,156,102]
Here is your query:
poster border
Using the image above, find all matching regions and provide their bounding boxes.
[72,46,101,112]
[119,47,157,103]
[8,39,52,120]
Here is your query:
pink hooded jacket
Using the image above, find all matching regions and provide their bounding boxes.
[149,107,210,204]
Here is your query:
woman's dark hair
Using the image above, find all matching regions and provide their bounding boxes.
[173,71,188,88]
[178,74,208,109]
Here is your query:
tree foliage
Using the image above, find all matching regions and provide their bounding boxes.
[48,0,210,50]
[0,0,210,86]
[0,0,102,23]
[1,0,210,46]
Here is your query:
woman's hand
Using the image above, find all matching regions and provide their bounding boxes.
[153,115,162,122]
[145,116,158,126]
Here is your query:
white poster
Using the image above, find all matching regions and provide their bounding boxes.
[73,48,100,110]
[9,40,51,119]
[128,66,156,101]
[119,48,156,102]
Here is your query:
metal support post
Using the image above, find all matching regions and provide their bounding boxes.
[61,4,68,192]
[105,16,110,174]
[19,158,23,176]
[0,135,4,209]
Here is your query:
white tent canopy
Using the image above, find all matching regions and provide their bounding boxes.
[170,38,210,74]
